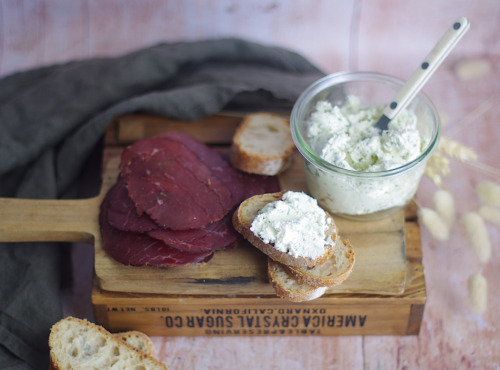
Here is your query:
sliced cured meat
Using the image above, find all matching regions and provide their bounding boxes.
[106,179,158,232]
[240,171,281,199]
[124,156,229,229]
[99,131,283,268]
[158,131,246,204]
[121,138,233,229]
[148,212,240,252]
[100,192,213,267]
[106,177,241,252]
[215,152,281,202]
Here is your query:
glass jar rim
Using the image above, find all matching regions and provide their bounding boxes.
[290,71,441,178]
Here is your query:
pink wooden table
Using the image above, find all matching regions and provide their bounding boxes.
[2,1,499,368]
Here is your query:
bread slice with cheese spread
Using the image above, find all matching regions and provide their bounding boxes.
[268,238,355,302]
[229,113,295,176]
[49,317,168,369]
[267,258,328,302]
[232,191,338,269]
[233,191,355,302]
[285,238,355,288]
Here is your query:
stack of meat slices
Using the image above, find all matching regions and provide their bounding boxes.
[99,131,280,267]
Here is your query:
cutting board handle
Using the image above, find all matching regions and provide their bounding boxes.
[0,196,101,244]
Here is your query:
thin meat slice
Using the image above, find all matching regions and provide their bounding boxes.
[107,177,241,252]
[157,131,246,204]
[240,171,281,199]
[148,212,240,252]
[106,180,158,232]
[121,138,233,230]
[100,192,213,267]
[216,152,281,202]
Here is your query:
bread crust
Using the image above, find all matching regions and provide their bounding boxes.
[229,113,296,176]
[229,145,294,176]
[267,258,328,302]
[49,317,167,369]
[285,238,355,288]
[114,330,155,357]
[232,192,338,269]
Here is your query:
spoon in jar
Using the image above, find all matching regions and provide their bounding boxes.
[375,16,470,131]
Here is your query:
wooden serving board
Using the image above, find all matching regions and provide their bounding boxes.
[0,113,426,336]
[92,147,408,296]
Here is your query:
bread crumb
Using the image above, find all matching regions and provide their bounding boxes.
[462,212,491,264]
[418,207,449,241]
[467,272,488,314]
[477,181,500,207]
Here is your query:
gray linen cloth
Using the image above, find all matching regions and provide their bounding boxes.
[0,38,323,369]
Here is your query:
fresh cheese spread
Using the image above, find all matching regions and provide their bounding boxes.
[303,95,430,217]
[250,191,333,259]
[307,96,424,171]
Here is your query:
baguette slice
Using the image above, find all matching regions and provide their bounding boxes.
[49,317,168,370]
[229,113,295,175]
[267,258,328,302]
[232,191,337,269]
[285,238,355,288]
[113,331,155,357]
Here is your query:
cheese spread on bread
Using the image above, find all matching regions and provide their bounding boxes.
[250,191,333,259]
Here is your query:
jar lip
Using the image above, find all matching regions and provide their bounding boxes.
[290,71,441,178]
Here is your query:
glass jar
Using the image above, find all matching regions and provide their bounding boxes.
[290,71,440,220]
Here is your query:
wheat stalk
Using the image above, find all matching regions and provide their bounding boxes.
[460,161,500,180]
[477,181,500,206]
[444,95,497,137]
[418,206,450,241]
[438,137,478,162]
[423,135,500,186]
[433,189,456,227]
[417,102,496,315]
[423,94,500,184]
[479,205,500,227]
[468,272,488,314]
[424,135,477,186]
[424,152,451,186]
[462,212,492,264]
